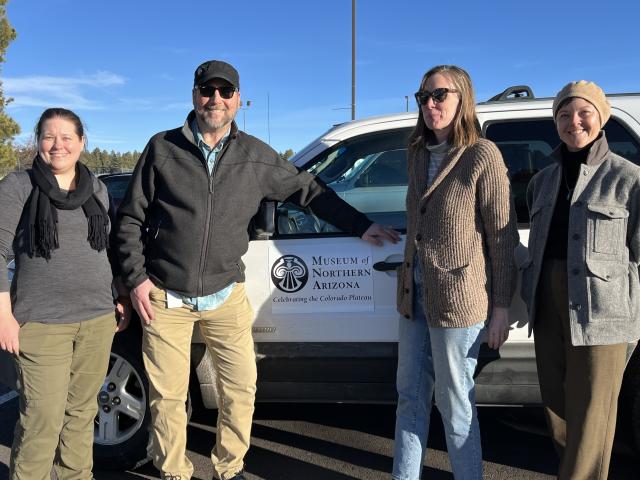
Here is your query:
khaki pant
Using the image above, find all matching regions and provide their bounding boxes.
[10,312,116,480]
[534,259,628,480]
[143,283,256,480]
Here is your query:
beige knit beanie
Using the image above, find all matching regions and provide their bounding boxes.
[552,80,611,128]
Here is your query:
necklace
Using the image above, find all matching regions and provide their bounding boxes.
[562,167,574,201]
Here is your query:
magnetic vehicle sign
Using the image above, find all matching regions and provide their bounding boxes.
[269,244,374,313]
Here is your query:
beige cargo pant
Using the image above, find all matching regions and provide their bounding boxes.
[143,282,256,480]
[10,312,115,480]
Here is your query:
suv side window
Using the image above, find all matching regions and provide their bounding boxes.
[100,175,132,209]
[485,120,558,224]
[605,119,640,164]
[486,118,640,224]
[276,128,412,237]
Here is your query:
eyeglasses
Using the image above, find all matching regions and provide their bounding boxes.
[196,85,237,99]
[414,88,458,106]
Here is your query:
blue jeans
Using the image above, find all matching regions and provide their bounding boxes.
[392,283,484,480]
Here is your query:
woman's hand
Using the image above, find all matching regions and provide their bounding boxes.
[0,315,20,354]
[115,296,132,332]
[361,223,401,246]
[0,292,19,354]
[487,306,510,349]
[0,304,20,353]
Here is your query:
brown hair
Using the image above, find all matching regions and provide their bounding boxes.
[35,107,85,140]
[409,65,480,151]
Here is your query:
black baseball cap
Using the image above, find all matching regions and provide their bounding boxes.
[193,60,240,89]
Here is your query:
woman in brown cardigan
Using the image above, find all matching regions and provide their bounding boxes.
[392,65,518,480]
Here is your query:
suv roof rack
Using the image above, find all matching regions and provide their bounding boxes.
[488,85,535,102]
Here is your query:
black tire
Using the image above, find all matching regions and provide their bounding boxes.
[93,331,151,470]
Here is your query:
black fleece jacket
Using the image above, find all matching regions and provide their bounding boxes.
[115,114,372,297]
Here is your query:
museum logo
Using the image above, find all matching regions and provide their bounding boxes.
[271,255,309,293]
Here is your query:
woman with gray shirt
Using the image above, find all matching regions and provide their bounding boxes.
[0,108,130,480]
[522,81,640,480]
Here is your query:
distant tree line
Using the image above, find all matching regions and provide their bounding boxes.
[279,148,294,161]
[7,139,142,176]
[2,141,296,177]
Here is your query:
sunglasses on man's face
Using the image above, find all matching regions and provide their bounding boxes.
[196,85,237,99]
[414,87,458,106]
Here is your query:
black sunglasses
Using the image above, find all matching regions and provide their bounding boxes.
[414,88,458,106]
[196,85,237,99]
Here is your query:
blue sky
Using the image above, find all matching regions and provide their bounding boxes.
[3,0,639,155]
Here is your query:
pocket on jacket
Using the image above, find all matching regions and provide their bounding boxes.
[587,203,628,257]
[585,259,630,321]
[431,263,473,313]
[527,203,545,252]
[145,210,167,252]
[430,252,471,272]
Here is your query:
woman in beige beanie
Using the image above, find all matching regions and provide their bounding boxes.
[521,81,640,479]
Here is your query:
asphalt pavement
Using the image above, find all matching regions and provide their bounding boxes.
[0,387,638,479]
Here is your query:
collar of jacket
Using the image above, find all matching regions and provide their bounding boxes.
[550,130,610,168]
[180,111,239,148]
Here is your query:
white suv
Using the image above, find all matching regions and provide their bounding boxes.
[242,85,640,454]
[11,86,638,470]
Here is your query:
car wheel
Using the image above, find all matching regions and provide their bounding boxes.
[93,338,151,470]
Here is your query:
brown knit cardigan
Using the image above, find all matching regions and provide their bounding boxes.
[397,138,518,327]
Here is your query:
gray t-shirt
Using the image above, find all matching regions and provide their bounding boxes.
[0,171,114,324]
[426,140,449,188]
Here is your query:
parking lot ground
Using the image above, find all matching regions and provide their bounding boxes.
[1,386,638,479]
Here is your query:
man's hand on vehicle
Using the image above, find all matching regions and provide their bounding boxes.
[131,279,156,325]
[361,223,401,246]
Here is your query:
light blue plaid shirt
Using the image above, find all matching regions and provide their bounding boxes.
[191,118,230,174]
[176,119,235,311]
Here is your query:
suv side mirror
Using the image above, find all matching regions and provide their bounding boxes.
[249,200,276,240]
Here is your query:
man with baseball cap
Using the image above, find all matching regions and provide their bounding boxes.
[115,60,398,480]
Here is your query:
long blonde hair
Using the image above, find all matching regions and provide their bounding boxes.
[409,65,480,151]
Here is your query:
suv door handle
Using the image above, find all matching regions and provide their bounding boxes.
[373,261,402,272]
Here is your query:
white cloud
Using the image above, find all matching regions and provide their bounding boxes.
[162,101,191,110]
[100,98,190,112]
[2,71,126,110]
[87,135,126,146]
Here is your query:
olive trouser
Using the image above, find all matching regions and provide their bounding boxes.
[10,312,115,480]
[143,282,256,480]
[534,259,629,480]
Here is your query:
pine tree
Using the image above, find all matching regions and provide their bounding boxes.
[0,0,20,176]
